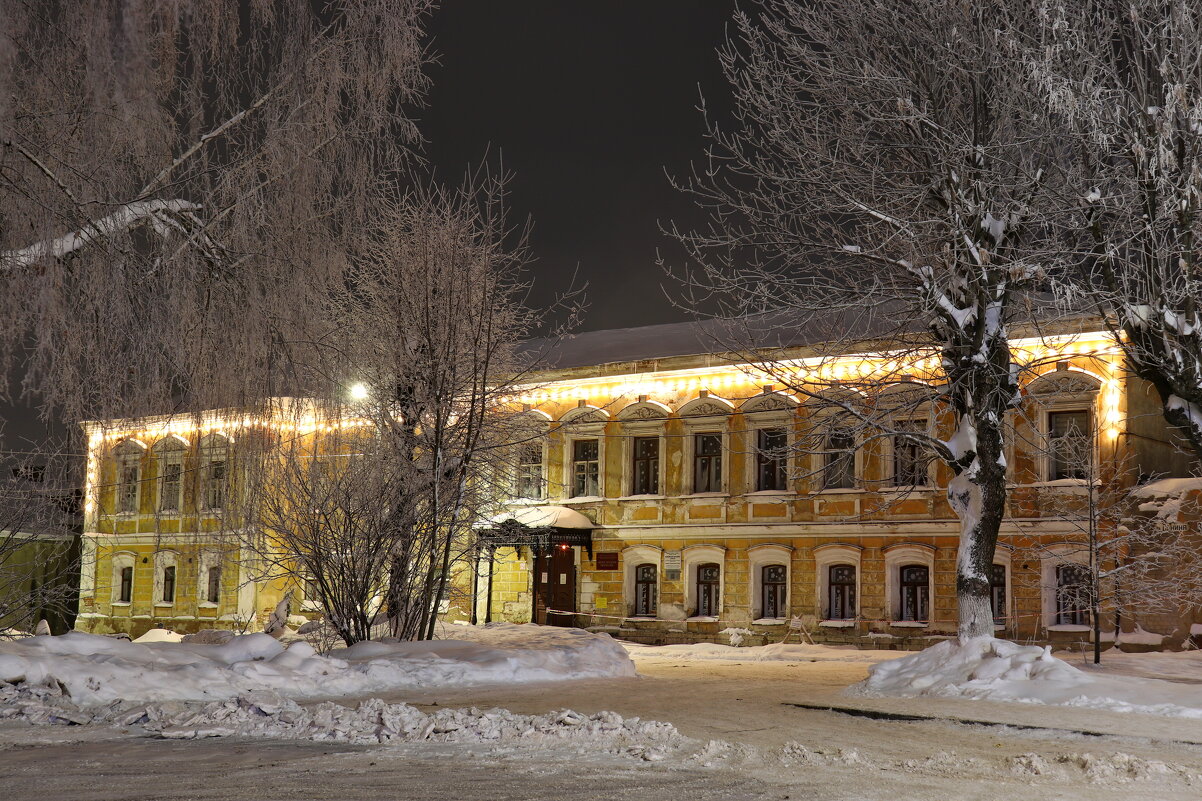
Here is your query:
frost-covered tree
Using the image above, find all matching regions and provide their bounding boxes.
[242,174,551,643]
[1033,0,1202,466]
[669,0,1060,639]
[0,1,430,423]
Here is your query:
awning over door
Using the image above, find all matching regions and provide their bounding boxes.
[477,505,596,556]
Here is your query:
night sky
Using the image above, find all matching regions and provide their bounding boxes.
[1,3,738,448]
[421,1,737,332]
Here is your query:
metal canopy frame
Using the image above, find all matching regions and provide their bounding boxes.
[474,518,595,624]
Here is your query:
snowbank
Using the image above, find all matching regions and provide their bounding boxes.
[627,641,906,664]
[0,623,634,708]
[0,679,679,752]
[849,637,1202,718]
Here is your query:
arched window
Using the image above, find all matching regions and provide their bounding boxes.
[634,564,657,616]
[696,563,721,617]
[206,565,222,605]
[113,440,145,514]
[761,565,787,619]
[199,434,231,511]
[828,564,857,620]
[153,437,186,513]
[899,564,929,622]
[111,552,135,604]
[1056,564,1091,625]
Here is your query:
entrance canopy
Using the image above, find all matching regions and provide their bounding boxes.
[477,505,596,556]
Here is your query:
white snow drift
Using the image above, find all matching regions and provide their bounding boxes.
[0,623,635,708]
[850,637,1202,718]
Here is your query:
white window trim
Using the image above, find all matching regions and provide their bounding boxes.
[621,425,667,498]
[747,543,792,620]
[111,551,136,605]
[682,543,726,618]
[152,436,188,515]
[199,433,233,513]
[622,544,663,618]
[1027,370,1102,483]
[814,543,863,621]
[1039,542,1091,628]
[884,415,935,489]
[743,409,797,495]
[558,406,609,500]
[113,442,146,516]
[153,550,179,606]
[806,403,864,492]
[883,543,936,624]
[197,551,224,608]
[992,546,1013,629]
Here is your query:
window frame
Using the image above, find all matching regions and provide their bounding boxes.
[822,424,857,490]
[1046,408,1093,481]
[761,564,788,620]
[631,435,661,496]
[755,426,790,492]
[515,440,546,500]
[692,432,724,494]
[898,564,931,623]
[889,418,933,488]
[696,562,721,618]
[828,564,857,621]
[570,438,601,499]
[634,563,658,617]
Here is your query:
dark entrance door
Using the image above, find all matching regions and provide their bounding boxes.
[534,546,577,626]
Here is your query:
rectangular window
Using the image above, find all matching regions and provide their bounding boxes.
[632,436,660,495]
[1056,564,1091,626]
[161,565,176,603]
[1049,410,1091,480]
[205,459,227,509]
[515,443,544,499]
[572,439,600,498]
[693,433,723,493]
[118,464,139,513]
[159,460,182,512]
[756,428,788,491]
[990,564,1007,623]
[206,566,222,605]
[828,564,857,620]
[892,420,930,487]
[119,566,133,603]
[823,426,856,489]
[899,564,929,622]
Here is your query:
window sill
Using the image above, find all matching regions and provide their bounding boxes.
[617,494,666,501]
[819,619,856,628]
[198,602,219,609]
[743,490,796,497]
[111,602,131,608]
[876,486,933,494]
[153,602,174,608]
[889,621,928,628]
[813,487,860,495]
[686,616,719,623]
[564,496,605,503]
[752,617,786,625]
[1047,624,1091,633]
[682,492,730,499]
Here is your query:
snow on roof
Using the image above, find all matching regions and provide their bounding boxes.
[522,309,889,370]
[1130,477,1202,499]
[486,505,596,530]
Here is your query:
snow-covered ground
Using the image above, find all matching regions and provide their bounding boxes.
[0,623,634,708]
[621,640,907,664]
[851,637,1202,719]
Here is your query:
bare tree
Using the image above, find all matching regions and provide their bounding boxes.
[668,0,1060,639]
[1033,0,1202,467]
[0,434,79,636]
[0,1,431,424]
[241,173,556,643]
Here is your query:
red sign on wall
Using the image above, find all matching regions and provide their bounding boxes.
[595,552,619,571]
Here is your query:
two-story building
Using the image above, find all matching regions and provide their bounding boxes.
[75,319,1197,646]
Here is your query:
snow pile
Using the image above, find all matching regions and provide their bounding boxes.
[1130,476,1202,518]
[850,637,1202,718]
[0,680,680,752]
[0,624,634,708]
[629,641,905,664]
